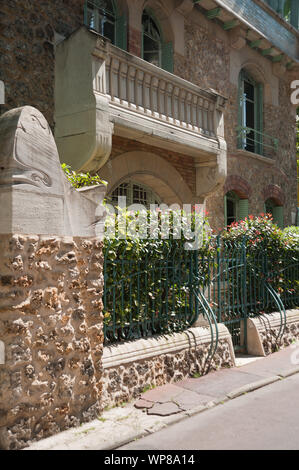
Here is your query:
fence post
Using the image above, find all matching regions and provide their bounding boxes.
[242,238,248,351]
[217,235,221,323]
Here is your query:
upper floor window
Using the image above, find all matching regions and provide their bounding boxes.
[141,10,174,73]
[238,70,263,155]
[84,0,127,50]
[142,11,162,68]
[85,0,116,44]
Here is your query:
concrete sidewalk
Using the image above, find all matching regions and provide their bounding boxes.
[27,345,299,450]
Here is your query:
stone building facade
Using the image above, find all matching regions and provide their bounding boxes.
[0,0,298,229]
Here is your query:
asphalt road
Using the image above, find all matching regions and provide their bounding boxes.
[119,373,299,450]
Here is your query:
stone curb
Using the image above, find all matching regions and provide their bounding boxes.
[226,376,281,399]
[109,373,299,450]
[278,365,299,378]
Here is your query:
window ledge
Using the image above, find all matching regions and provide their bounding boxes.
[235,149,275,165]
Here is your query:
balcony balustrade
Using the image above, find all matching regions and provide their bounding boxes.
[55,27,227,200]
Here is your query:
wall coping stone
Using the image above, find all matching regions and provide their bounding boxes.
[102,324,235,369]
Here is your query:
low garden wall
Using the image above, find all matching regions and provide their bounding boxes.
[102,324,235,408]
[243,309,299,356]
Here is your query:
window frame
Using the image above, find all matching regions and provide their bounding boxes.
[142,10,162,68]
[108,180,161,209]
[238,69,263,155]
[85,0,116,44]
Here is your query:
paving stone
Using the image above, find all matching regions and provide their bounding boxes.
[134,399,154,410]
[173,390,215,410]
[142,384,184,403]
[147,402,182,417]
[179,369,264,397]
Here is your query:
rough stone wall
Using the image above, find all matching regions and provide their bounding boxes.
[0,0,85,127]
[178,17,297,230]
[0,234,104,450]
[260,321,299,355]
[102,340,233,409]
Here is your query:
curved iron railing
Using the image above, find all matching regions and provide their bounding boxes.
[103,236,299,353]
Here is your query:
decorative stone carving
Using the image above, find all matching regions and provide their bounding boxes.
[0,106,106,237]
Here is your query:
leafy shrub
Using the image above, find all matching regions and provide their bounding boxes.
[103,207,213,342]
[222,213,283,253]
[61,163,107,188]
[222,214,299,308]
[282,226,299,250]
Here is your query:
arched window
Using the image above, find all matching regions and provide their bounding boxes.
[142,10,173,73]
[265,198,284,228]
[84,1,127,49]
[85,1,116,43]
[238,70,263,155]
[224,191,249,226]
[109,180,161,208]
[142,11,162,67]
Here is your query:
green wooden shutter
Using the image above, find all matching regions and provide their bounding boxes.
[115,14,127,50]
[224,195,228,227]
[273,206,284,228]
[141,30,144,59]
[161,41,173,73]
[238,71,245,149]
[238,199,249,221]
[84,1,88,26]
[256,83,263,155]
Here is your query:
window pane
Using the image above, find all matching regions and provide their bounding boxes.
[227,199,236,225]
[244,81,254,101]
[103,19,115,43]
[143,35,160,66]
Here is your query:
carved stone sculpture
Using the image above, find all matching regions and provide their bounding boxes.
[0,106,106,237]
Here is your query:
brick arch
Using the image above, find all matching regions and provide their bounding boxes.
[223,175,252,200]
[98,151,194,205]
[262,184,285,206]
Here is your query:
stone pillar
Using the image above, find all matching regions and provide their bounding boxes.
[0,106,106,449]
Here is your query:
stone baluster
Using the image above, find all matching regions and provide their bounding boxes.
[158,79,166,118]
[186,92,192,128]
[173,86,180,125]
[192,94,198,131]
[179,89,186,127]
[119,61,128,104]
[197,97,203,131]
[165,82,173,121]
[135,69,144,108]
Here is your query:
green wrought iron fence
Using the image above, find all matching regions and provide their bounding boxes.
[103,239,202,343]
[103,237,299,354]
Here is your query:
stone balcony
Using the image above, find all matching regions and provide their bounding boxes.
[55,27,227,200]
